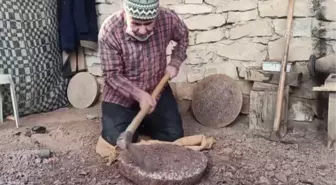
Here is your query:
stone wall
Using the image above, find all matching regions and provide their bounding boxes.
[85,0,336,123]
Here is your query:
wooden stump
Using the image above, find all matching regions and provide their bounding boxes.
[191,74,243,128]
[67,72,99,109]
[249,82,289,135]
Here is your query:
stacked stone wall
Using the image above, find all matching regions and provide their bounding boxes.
[86,0,336,123]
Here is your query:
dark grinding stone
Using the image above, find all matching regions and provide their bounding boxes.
[191,74,243,128]
[118,144,208,185]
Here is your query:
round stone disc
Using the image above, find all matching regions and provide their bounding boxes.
[118,144,208,185]
[191,74,243,128]
[67,72,99,109]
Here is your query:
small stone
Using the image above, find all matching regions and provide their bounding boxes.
[282,163,292,170]
[24,129,32,137]
[13,131,21,136]
[265,163,276,171]
[284,169,292,176]
[236,139,242,143]
[259,176,270,184]
[79,171,88,176]
[35,158,42,164]
[275,173,287,183]
[224,171,234,177]
[220,148,233,155]
[219,155,230,162]
[234,150,242,156]
[86,114,98,120]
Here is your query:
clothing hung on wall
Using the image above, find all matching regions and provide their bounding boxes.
[58,0,99,77]
[58,0,99,52]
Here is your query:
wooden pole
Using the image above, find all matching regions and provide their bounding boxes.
[273,0,295,133]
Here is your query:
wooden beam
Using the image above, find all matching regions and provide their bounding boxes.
[237,67,302,87]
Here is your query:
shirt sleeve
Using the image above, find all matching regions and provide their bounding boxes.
[99,30,139,100]
[169,10,189,69]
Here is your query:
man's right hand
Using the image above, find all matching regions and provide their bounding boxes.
[134,90,157,114]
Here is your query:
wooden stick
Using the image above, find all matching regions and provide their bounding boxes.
[273,0,295,132]
[126,73,170,133]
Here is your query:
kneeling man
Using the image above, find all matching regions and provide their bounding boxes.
[98,0,189,146]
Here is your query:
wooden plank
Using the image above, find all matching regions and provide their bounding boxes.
[237,68,302,87]
[62,51,69,65]
[249,90,277,132]
[77,46,87,71]
[312,85,336,92]
[252,82,293,93]
[328,93,336,148]
[69,51,77,72]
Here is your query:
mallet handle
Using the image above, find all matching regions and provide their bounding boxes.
[126,73,171,133]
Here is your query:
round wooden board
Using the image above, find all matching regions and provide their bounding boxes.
[67,72,99,109]
[191,74,243,128]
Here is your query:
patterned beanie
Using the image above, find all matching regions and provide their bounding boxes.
[123,0,159,20]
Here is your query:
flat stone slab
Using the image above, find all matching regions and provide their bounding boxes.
[191,74,243,128]
[117,143,208,185]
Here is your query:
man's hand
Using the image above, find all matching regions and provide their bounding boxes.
[166,65,178,79]
[134,90,157,113]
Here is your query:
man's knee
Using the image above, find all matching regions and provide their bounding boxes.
[158,117,184,142]
[100,102,137,146]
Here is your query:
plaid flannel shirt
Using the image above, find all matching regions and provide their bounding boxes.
[98,7,189,107]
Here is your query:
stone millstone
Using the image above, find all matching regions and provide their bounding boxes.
[117,143,208,185]
[191,74,243,128]
[67,72,99,109]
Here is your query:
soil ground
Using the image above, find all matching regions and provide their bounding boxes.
[0,104,335,185]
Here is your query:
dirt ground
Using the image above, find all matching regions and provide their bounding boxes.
[0,104,335,185]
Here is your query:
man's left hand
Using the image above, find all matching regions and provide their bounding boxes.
[166,65,178,79]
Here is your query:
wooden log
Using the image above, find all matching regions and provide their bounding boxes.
[249,82,289,134]
[237,68,302,87]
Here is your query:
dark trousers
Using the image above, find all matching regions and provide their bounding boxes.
[101,85,184,146]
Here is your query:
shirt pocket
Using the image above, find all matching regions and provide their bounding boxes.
[122,43,144,80]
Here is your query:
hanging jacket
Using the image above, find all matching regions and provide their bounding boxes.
[58,0,98,52]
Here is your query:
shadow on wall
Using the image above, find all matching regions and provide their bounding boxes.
[311,0,327,58]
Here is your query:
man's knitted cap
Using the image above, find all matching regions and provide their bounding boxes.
[124,0,159,20]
